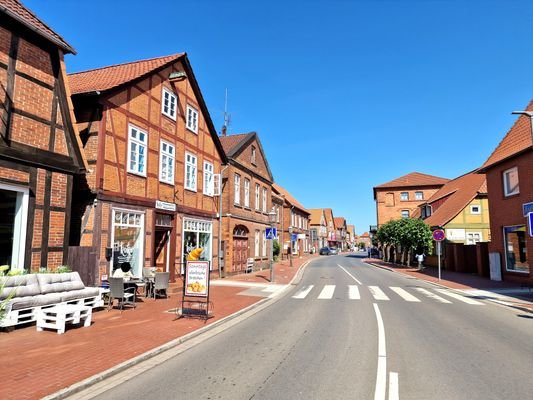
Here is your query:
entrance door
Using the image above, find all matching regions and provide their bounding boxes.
[154,229,170,272]
[233,238,248,273]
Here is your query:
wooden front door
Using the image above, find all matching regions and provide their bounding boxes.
[154,229,170,272]
[232,238,248,273]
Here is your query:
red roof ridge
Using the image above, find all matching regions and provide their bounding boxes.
[68,52,184,76]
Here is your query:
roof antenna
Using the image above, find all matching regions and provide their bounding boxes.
[221,88,231,136]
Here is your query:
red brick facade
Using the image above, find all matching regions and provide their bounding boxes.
[484,152,533,284]
[0,7,84,273]
[69,55,225,283]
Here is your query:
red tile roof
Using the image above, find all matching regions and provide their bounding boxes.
[68,53,184,94]
[1,0,75,54]
[334,217,346,228]
[308,209,324,225]
[272,183,309,214]
[480,100,533,170]
[424,172,487,227]
[219,133,250,154]
[375,172,449,189]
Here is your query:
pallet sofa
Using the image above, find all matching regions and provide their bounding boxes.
[0,272,103,328]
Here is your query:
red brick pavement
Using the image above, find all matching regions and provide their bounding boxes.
[0,254,316,400]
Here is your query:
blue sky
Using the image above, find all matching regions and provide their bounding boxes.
[25,0,532,234]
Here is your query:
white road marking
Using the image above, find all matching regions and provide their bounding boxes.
[414,287,452,303]
[389,372,399,400]
[435,288,485,305]
[348,285,360,299]
[338,264,362,284]
[369,286,390,301]
[292,285,314,299]
[373,303,387,400]
[318,285,335,299]
[390,287,420,302]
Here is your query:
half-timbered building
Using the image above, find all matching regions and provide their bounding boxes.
[0,0,86,273]
[68,53,226,283]
[218,132,274,274]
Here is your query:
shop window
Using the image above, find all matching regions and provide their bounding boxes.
[182,218,212,273]
[503,225,528,273]
[0,184,29,272]
[112,209,144,277]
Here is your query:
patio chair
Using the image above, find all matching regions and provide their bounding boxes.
[108,277,136,311]
[153,272,169,299]
[142,267,155,297]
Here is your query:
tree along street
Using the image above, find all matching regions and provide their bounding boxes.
[87,255,533,400]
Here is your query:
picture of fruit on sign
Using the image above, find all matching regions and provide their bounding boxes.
[186,247,203,261]
[187,281,206,293]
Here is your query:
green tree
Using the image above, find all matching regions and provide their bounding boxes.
[376,218,432,265]
[273,239,280,259]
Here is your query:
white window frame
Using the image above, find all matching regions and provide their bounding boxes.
[470,205,481,215]
[503,167,519,197]
[254,230,260,257]
[244,178,250,207]
[203,161,214,196]
[161,87,177,120]
[159,140,175,184]
[262,187,267,212]
[184,152,197,191]
[400,192,409,201]
[127,125,147,177]
[255,183,260,210]
[110,208,145,278]
[401,210,409,219]
[234,174,241,205]
[0,183,29,272]
[251,146,256,165]
[466,232,482,245]
[262,230,267,257]
[415,191,423,200]
[186,104,199,134]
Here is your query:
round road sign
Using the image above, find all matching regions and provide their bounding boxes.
[433,229,445,241]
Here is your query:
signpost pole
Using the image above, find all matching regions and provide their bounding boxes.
[437,241,441,281]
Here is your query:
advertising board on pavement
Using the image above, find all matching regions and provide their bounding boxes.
[185,261,210,297]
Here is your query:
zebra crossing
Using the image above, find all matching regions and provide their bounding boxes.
[291,284,485,305]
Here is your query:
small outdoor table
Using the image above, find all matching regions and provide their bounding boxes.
[36,304,92,334]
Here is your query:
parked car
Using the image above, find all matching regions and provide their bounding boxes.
[329,247,338,255]
[319,247,332,255]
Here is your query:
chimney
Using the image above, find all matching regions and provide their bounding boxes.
[221,125,227,136]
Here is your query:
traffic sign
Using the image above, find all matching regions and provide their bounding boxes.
[528,212,533,237]
[433,229,445,241]
[265,227,277,240]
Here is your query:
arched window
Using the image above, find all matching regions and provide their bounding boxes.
[233,225,249,238]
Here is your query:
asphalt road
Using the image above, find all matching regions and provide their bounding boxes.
[88,254,533,400]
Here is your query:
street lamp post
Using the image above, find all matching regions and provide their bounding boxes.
[511,110,533,142]
[268,208,277,283]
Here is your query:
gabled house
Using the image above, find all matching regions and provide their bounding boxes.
[420,172,490,245]
[308,208,328,251]
[334,217,347,251]
[272,184,310,257]
[346,224,356,249]
[68,53,226,283]
[373,172,449,227]
[324,208,337,248]
[478,101,533,284]
[0,0,86,273]
[218,132,274,274]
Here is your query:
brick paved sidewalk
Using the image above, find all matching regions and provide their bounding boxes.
[0,254,316,400]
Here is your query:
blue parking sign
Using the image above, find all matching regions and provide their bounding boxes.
[265,228,277,239]
[529,212,533,237]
